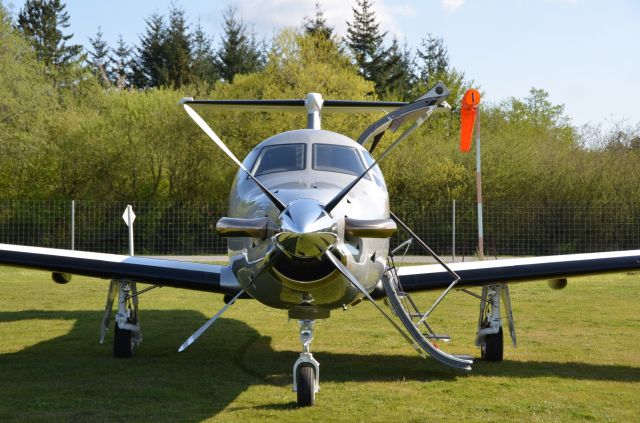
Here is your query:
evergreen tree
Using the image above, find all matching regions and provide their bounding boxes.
[215,6,263,83]
[345,0,386,83]
[132,12,168,88]
[303,1,333,39]
[376,37,415,100]
[16,0,83,74]
[416,33,449,85]
[191,19,218,85]
[110,35,133,89]
[87,27,110,85]
[164,5,192,88]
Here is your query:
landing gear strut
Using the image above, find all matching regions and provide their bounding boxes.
[100,279,142,358]
[475,284,516,361]
[292,319,319,407]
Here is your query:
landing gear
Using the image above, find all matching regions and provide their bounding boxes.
[475,284,515,362]
[481,327,503,361]
[100,279,142,358]
[296,364,316,407]
[292,320,319,407]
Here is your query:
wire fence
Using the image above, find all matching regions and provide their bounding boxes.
[0,200,638,257]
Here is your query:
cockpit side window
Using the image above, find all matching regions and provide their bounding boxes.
[253,143,306,176]
[360,150,386,189]
[312,144,367,177]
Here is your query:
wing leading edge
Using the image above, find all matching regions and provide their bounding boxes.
[0,243,237,293]
[397,250,640,292]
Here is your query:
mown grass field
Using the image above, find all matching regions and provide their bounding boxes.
[1,266,639,422]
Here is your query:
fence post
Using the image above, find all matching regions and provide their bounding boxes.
[452,199,456,263]
[71,200,75,250]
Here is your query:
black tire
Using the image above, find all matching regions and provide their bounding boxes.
[113,322,133,358]
[296,365,316,407]
[481,327,503,362]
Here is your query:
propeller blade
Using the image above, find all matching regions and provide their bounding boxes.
[324,250,422,352]
[324,110,435,213]
[183,104,287,212]
[178,250,281,352]
[178,287,246,352]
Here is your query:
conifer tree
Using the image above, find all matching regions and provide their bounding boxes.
[191,20,218,85]
[345,0,386,83]
[377,37,415,100]
[215,6,263,83]
[416,33,449,85]
[16,0,83,74]
[132,12,168,88]
[303,1,333,39]
[164,5,192,88]
[110,35,133,89]
[87,27,110,85]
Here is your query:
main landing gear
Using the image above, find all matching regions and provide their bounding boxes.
[292,319,320,407]
[475,284,516,361]
[100,279,142,358]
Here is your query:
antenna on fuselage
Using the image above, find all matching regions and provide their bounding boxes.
[305,93,323,130]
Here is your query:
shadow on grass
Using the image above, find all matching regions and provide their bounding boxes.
[1,310,639,420]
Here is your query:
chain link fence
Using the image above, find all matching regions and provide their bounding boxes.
[0,200,638,257]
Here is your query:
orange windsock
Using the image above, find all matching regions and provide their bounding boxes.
[460,89,480,153]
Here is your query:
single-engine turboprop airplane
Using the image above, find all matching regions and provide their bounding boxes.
[1,82,639,407]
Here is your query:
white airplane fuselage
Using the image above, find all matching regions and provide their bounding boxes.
[226,129,390,312]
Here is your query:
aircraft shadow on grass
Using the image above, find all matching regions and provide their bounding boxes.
[1,309,639,419]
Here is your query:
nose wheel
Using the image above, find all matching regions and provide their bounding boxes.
[292,319,319,407]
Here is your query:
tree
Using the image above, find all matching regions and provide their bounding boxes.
[164,5,192,88]
[416,33,449,86]
[87,27,110,86]
[16,0,83,76]
[376,37,415,100]
[110,35,133,89]
[345,0,386,83]
[191,19,218,86]
[132,12,168,88]
[216,6,264,83]
[303,1,333,39]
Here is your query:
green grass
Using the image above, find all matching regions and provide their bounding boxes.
[1,266,639,422]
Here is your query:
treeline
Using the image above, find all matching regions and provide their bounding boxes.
[0,0,639,210]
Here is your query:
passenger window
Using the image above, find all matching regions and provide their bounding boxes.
[253,144,306,176]
[312,144,367,177]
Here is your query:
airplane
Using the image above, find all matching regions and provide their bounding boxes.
[1,82,639,407]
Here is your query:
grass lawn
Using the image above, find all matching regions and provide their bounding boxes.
[1,266,639,422]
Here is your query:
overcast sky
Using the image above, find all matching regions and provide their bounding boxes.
[6,0,640,128]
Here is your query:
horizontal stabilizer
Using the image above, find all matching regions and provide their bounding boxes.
[180,98,407,114]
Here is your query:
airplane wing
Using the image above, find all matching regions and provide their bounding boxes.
[0,243,237,293]
[397,250,640,291]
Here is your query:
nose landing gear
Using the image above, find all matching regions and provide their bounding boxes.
[292,319,320,407]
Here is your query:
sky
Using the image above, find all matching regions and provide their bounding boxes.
[5,0,640,128]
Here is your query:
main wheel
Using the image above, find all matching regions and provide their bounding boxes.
[113,322,133,358]
[296,365,316,407]
[481,327,503,362]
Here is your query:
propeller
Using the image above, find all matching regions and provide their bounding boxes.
[178,250,282,352]
[324,250,425,355]
[183,105,287,212]
[324,99,440,213]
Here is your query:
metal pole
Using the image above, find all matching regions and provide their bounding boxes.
[475,108,484,259]
[127,206,134,256]
[452,199,456,263]
[71,200,75,250]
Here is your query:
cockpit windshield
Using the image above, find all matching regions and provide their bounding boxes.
[253,143,306,176]
[312,144,366,176]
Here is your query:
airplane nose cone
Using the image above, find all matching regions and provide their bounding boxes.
[275,199,337,258]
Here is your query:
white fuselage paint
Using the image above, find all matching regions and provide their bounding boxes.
[227,129,389,310]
